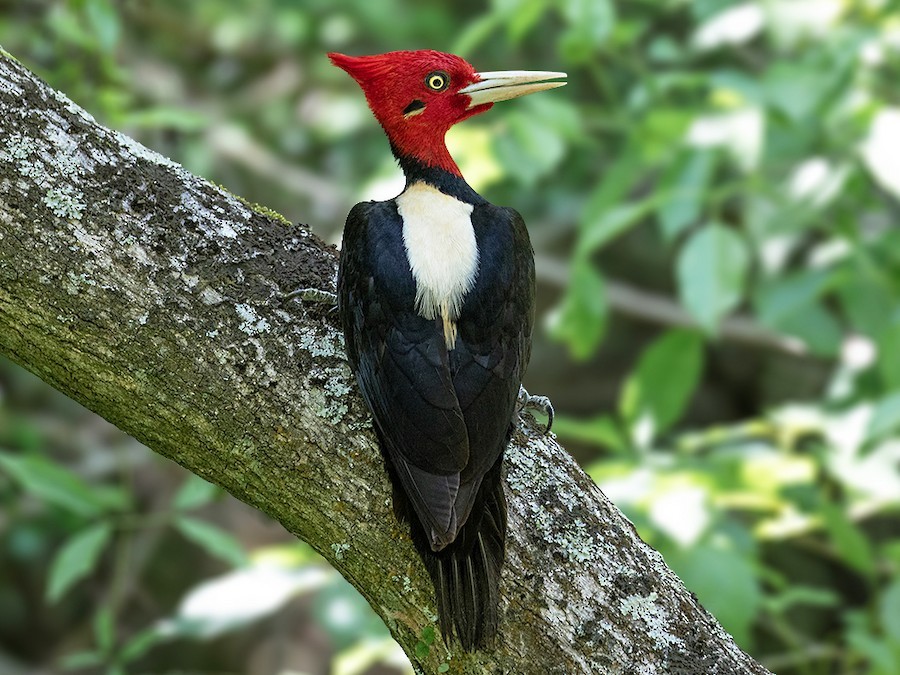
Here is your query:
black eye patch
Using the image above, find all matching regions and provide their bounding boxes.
[402,99,426,115]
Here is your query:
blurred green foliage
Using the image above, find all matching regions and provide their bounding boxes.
[2,0,900,673]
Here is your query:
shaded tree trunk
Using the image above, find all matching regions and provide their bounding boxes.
[0,50,770,674]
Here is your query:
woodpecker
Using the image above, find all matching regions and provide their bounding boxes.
[330,50,565,650]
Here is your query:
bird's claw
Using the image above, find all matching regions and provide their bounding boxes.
[517,385,554,435]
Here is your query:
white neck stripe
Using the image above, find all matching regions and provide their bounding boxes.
[396,182,479,349]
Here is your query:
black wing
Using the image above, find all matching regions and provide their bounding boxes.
[455,205,535,443]
[449,204,535,522]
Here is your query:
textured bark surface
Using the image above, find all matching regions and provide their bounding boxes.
[0,50,771,674]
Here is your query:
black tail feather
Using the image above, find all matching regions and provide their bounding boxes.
[413,461,507,651]
[379,431,508,651]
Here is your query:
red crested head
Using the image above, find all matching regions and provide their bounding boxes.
[328,50,490,176]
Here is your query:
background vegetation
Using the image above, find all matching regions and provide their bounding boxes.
[1,0,900,673]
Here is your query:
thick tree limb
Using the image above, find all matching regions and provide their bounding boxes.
[0,51,770,674]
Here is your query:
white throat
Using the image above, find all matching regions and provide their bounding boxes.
[396,182,479,349]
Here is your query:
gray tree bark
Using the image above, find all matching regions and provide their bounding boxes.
[0,50,771,674]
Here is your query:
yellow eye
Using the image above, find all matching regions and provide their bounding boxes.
[426,71,449,92]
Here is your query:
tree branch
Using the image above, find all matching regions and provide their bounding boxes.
[0,50,770,674]
[535,254,808,356]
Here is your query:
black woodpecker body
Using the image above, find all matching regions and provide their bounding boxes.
[329,50,565,650]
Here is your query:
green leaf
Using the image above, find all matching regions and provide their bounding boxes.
[657,150,716,242]
[776,302,843,356]
[574,147,648,255]
[763,61,837,123]
[414,640,429,659]
[451,15,500,55]
[438,663,450,673]
[85,0,121,53]
[119,626,163,663]
[60,651,104,670]
[619,329,704,437]
[492,94,581,186]
[763,585,839,615]
[867,392,900,443]
[821,501,875,576]
[46,4,96,51]
[881,579,900,642]
[559,0,615,62]
[577,198,660,256]
[46,523,113,603]
[846,609,900,674]
[552,415,628,453]
[753,268,833,329]
[506,0,548,43]
[639,108,696,163]
[562,0,614,42]
[667,543,760,648]
[93,606,115,653]
[877,324,900,390]
[581,145,643,224]
[883,540,900,567]
[0,453,127,517]
[493,109,566,185]
[648,36,683,64]
[119,106,210,132]
[836,261,895,338]
[174,516,246,567]
[547,258,607,360]
[494,96,582,186]
[676,223,750,334]
[172,475,220,511]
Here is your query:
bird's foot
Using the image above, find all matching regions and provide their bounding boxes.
[517,385,554,435]
[282,287,338,309]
